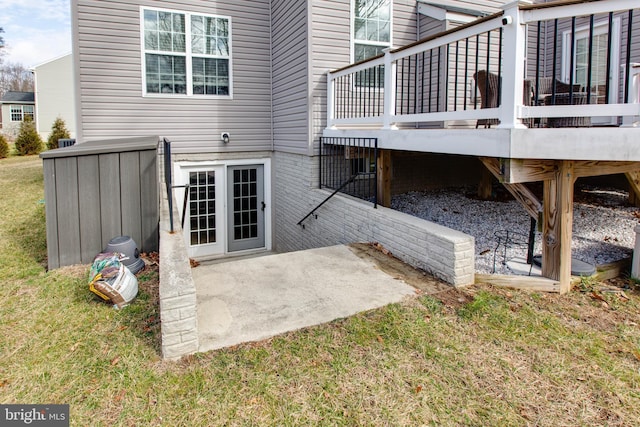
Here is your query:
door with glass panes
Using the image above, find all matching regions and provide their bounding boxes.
[227,165,265,252]
[181,164,265,258]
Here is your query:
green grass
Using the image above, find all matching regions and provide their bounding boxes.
[1,156,640,426]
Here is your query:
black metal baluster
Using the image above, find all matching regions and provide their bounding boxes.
[570,17,576,103]
[552,19,558,101]
[605,12,613,104]
[587,14,594,103]
[624,9,633,103]
[464,38,469,110]
[474,34,480,110]
[454,40,459,111]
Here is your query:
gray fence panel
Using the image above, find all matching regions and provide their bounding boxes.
[119,151,143,252]
[43,160,60,269]
[99,153,122,249]
[140,150,159,252]
[54,157,81,266]
[77,155,102,263]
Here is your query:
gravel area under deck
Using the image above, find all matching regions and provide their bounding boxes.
[392,185,639,275]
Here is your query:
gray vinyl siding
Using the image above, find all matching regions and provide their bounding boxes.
[310,0,419,152]
[74,0,272,153]
[419,15,446,39]
[271,0,309,154]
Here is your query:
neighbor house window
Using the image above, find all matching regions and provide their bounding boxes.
[10,105,33,121]
[141,7,231,96]
[353,0,392,62]
[23,105,34,121]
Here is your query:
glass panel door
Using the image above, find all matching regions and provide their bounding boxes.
[179,167,224,258]
[227,165,265,252]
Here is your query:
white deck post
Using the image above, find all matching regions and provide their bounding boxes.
[622,63,640,128]
[382,48,398,130]
[633,224,640,279]
[497,1,528,129]
[326,71,336,129]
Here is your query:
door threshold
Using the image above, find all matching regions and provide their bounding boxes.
[195,249,275,266]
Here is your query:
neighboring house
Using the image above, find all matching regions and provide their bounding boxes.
[33,54,77,141]
[63,0,639,296]
[0,91,35,137]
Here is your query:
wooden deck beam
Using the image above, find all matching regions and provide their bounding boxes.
[501,159,640,183]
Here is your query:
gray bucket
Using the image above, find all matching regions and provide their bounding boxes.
[105,236,145,274]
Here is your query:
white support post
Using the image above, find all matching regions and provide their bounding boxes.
[622,63,640,128]
[497,2,527,129]
[326,71,336,129]
[632,224,640,279]
[382,48,398,130]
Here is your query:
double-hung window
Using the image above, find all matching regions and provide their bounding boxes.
[141,7,231,97]
[9,105,33,122]
[10,106,23,121]
[353,0,392,62]
[352,0,391,87]
[562,18,620,104]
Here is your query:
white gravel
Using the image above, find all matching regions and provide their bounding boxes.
[391,186,640,275]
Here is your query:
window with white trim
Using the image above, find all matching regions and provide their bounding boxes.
[9,105,33,122]
[10,106,23,121]
[353,0,392,62]
[23,105,34,121]
[141,7,231,96]
[562,18,620,104]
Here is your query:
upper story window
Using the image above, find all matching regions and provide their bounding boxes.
[141,7,231,97]
[353,0,392,62]
[10,105,34,122]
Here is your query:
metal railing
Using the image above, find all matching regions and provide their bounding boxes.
[327,0,640,130]
[320,137,378,204]
[299,137,378,227]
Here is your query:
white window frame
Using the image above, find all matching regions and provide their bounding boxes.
[22,105,34,121]
[140,6,233,98]
[174,158,272,259]
[9,105,33,122]
[351,0,393,64]
[562,17,620,104]
[10,105,23,122]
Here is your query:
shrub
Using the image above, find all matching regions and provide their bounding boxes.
[47,117,71,150]
[0,134,9,159]
[14,116,43,156]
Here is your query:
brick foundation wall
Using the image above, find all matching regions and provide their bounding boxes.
[274,151,475,286]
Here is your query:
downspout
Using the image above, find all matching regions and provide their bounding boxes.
[269,0,274,152]
[71,0,83,142]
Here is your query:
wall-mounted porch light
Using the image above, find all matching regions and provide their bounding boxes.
[221,132,230,144]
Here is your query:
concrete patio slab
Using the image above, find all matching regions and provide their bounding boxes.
[192,245,421,353]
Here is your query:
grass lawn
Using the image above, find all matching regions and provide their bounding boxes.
[1,155,639,426]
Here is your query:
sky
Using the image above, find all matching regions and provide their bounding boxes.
[0,0,72,68]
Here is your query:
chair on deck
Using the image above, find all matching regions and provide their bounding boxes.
[544,79,590,128]
[474,70,500,128]
[474,70,536,128]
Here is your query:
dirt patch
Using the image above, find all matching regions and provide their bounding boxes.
[348,242,452,295]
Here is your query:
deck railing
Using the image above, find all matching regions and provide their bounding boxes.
[327,0,640,130]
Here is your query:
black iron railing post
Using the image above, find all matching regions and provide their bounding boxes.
[163,138,174,233]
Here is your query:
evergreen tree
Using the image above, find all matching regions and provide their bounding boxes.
[14,116,43,155]
[47,117,71,150]
[0,134,9,159]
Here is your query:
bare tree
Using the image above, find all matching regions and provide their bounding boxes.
[0,62,34,96]
[0,28,34,98]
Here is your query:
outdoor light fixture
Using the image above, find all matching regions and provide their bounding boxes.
[221,132,230,143]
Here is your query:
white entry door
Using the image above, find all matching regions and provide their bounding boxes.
[177,162,267,258]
